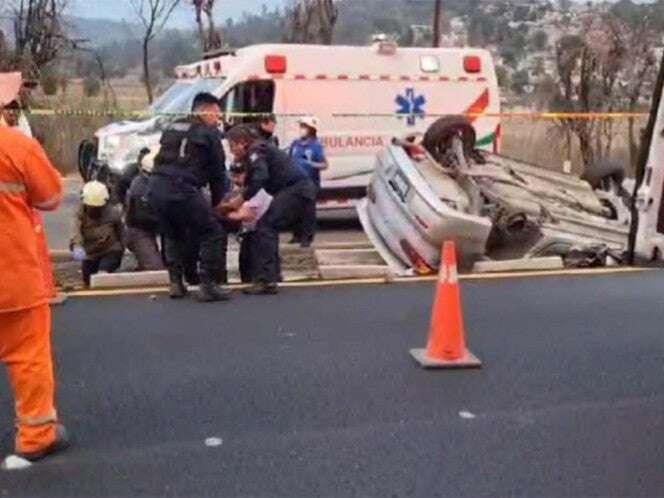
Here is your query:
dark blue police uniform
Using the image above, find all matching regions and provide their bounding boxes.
[245,141,316,285]
[149,119,229,285]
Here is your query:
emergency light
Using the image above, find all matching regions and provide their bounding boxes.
[464,56,482,74]
[265,55,287,74]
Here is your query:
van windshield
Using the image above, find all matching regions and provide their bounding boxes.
[150,79,225,115]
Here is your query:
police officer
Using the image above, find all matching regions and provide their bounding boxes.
[149,92,231,302]
[255,114,279,148]
[226,124,316,295]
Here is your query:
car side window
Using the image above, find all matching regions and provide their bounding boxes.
[220,80,275,126]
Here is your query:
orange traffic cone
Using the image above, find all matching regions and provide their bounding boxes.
[410,241,482,369]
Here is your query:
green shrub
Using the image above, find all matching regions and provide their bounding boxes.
[41,72,59,96]
[83,76,102,97]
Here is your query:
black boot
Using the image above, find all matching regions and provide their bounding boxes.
[169,269,188,299]
[197,272,232,303]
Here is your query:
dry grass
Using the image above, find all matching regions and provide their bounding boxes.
[501,118,642,176]
[31,79,150,174]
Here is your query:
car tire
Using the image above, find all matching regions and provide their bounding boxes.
[78,139,98,182]
[423,116,477,164]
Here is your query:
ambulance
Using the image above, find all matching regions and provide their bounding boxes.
[89,42,501,207]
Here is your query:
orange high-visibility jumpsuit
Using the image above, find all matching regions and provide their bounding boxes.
[0,126,63,455]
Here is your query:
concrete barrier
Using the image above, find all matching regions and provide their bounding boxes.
[473,256,564,274]
[316,249,385,266]
[319,265,391,280]
[314,242,374,250]
[91,271,170,290]
[50,250,72,263]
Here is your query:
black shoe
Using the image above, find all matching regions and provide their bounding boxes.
[184,272,200,286]
[17,425,70,462]
[300,239,313,248]
[169,271,188,299]
[243,283,279,295]
[197,282,232,303]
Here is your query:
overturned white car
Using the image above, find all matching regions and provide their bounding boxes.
[358,118,631,274]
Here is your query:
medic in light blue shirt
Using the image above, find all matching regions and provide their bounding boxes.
[288,116,328,247]
[288,116,328,189]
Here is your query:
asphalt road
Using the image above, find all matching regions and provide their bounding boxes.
[44,178,80,251]
[3,272,664,497]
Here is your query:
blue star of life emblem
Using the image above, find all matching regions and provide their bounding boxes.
[396,88,427,126]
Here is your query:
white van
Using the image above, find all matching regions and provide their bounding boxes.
[91,42,501,206]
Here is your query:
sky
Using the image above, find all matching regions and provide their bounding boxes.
[72,0,289,26]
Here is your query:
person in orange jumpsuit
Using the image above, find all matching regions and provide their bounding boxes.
[0,121,69,460]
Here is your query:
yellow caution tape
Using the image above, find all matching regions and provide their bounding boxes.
[19,109,651,120]
[332,112,650,120]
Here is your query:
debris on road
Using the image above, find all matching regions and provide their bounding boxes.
[204,438,223,448]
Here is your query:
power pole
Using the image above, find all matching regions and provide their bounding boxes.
[433,0,442,47]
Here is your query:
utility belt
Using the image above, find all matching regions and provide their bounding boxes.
[153,168,203,190]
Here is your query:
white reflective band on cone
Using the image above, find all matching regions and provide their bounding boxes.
[439,265,459,285]
[0,182,26,194]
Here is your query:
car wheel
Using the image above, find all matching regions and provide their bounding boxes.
[78,139,98,182]
[423,116,477,164]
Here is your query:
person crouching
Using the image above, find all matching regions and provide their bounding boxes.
[70,181,124,288]
[124,149,165,272]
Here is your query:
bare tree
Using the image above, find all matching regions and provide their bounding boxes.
[553,15,628,171]
[75,48,118,108]
[4,0,70,76]
[287,0,338,45]
[287,1,316,43]
[550,13,658,173]
[617,16,658,172]
[193,0,222,52]
[0,31,8,71]
[129,0,182,104]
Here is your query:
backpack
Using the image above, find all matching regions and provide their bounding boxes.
[126,174,159,230]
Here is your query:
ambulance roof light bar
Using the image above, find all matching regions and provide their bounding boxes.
[265,55,287,74]
[464,55,482,74]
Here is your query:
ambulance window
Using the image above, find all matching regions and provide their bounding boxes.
[220,80,275,124]
[421,56,440,73]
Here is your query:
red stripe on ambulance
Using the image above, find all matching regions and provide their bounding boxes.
[466,89,490,122]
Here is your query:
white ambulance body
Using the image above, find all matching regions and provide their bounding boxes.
[95,43,501,204]
[633,73,664,261]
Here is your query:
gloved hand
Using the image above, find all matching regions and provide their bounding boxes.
[72,246,86,262]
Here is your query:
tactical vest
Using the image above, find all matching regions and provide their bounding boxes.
[153,120,205,186]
